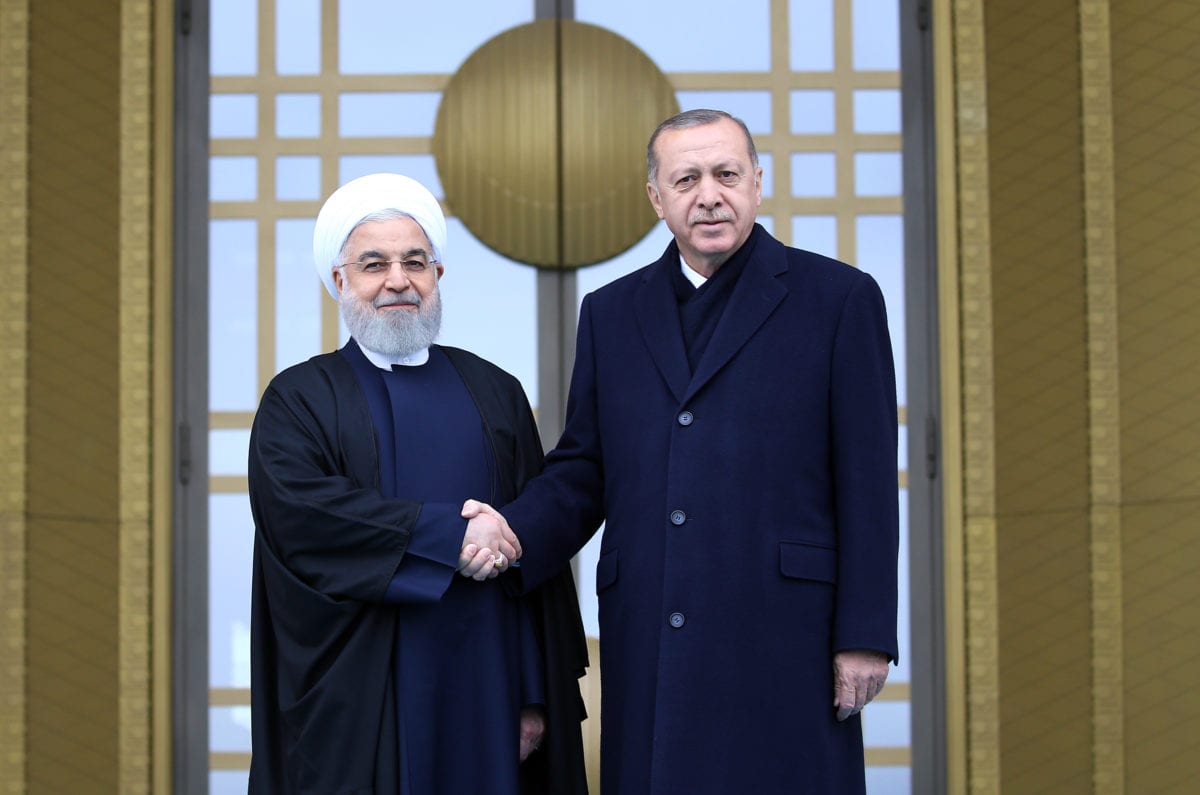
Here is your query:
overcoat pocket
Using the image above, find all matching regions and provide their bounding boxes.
[779,540,837,584]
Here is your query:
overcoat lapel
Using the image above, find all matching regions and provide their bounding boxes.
[633,252,691,404]
[684,234,788,402]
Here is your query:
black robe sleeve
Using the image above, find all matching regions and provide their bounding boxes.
[249,353,417,793]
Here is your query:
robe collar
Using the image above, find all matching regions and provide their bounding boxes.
[353,338,430,369]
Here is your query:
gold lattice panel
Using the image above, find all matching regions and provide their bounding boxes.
[981,0,1094,790]
[1112,0,1200,790]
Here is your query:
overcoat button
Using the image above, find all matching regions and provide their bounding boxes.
[669,612,685,628]
[677,411,694,426]
[669,510,686,526]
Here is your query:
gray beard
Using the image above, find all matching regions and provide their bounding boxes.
[339,286,442,357]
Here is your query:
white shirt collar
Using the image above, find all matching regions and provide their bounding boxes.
[679,255,708,288]
[356,341,431,369]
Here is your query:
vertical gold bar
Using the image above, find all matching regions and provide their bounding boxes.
[1079,0,1124,791]
[0,0,30,790]
[151,0,177,790]
[320,0,341,352]
[953,0,1001,791]
[119,0,155,791]
[768,0,792,243]
[258,0,277,394]
[932,0,967,789]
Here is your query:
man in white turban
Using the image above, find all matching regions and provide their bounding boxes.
[247,173,589,795]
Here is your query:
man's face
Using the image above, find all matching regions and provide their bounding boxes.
[646,118,763,276]
[333,216,446,356]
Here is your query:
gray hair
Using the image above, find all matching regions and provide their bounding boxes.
[337,209,440,264]
[646,109,759,184]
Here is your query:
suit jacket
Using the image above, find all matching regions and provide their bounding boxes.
[504,225,899,795]
[248,344,589,794]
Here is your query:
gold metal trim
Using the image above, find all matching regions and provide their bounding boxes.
[210,752,253,770]
[211,476,250,494]
[151,2,176,791]
[866,747,913,766]
[0,0,30,787]
[876,681,911,701]
[118,0,155,791]
[932,0,968,789]
[952,0,1001,790]
[210,411,258,429]
[1079,1,1124,790]
[210,687,252,707]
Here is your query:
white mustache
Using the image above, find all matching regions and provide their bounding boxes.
[375,291,421,309]
[691,210,734,224]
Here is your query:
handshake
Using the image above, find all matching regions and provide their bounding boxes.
[457,499,521,580]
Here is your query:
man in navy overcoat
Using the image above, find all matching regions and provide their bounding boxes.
[464,109,899,794]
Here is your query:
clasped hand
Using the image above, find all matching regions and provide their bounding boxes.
[458,499,521,580]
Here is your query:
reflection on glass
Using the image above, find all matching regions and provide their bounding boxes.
[209,429,252,476]
[211,94,258,139]
[210,156,258,202]
[276,93,322,138]
[865,766,912,795]
[759,152,774,198]
[862,700,912,746]
[209,220,258,412]
[854,151,902,196]
[436,219,539,402]
[211,0,257,76]
[210,771,250,795]
[276,155,321,201]
[276,218,322,372]
[338,0,532,74]
[792,215,838,259]
[895,488,911,681]
[790,89,836,134]
[577,0,770,72]
[852,0,900,71]
[277,0,320,75]
[210,705,252,752]
[338,92,441,137]
[789,0,834,71]
[791,152,837,197]
[208,493,254,687]
[854,89,901,134]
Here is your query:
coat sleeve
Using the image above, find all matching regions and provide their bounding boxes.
[829,273,900,663]
[503,295,608,591]
[249,371,455,603]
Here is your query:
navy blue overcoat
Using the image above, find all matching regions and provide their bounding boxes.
[506,225,899,795]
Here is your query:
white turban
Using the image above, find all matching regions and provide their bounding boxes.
[312,173,447,299]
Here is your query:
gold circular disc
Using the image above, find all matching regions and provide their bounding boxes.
[434,21,678,269]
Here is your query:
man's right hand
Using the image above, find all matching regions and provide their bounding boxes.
[457,500,521,580]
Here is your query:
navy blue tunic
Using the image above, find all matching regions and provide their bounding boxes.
[345,344,542,795]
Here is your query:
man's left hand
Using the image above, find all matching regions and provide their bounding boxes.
[833,649,889,721]
[519,706,546,762]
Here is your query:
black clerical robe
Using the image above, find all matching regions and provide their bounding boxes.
[248,342,589,794]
